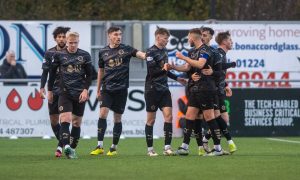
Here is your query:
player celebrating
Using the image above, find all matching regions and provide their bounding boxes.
[40,26,70,157]
[173,28,225,156]
[201,30,237,153]
[90,26,145,156]
[48,31,93,159]
[144,27,186,156]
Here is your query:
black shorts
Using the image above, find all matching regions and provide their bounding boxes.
[213,94,219,110]
[218,94,227,113]
[48,94,59,115]
[100,89,128,114]
[188,91,215,110]
[58,92,86,117]
[145,90,172,112]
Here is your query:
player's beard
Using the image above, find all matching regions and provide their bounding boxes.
[58,42,66,49]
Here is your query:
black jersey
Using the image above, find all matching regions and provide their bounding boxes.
[98,44,138,91]
[194,44,221,91]
[41,46,62,95]
[186,47,200,92]
[48,48,93,97]
[145,45,177,91]
[216,47,227,92]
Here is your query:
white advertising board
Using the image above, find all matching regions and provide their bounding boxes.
[0,86,184,137]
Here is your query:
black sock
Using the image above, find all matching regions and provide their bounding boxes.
[60,122,70,146]
[183,119,195,145]
[145,124,153,147]
[98,118,107,141]
[194,119,203,146]
[207,119,221,145]
[164,122,172,146]
[205,130,212,141]
[70,126,81,149]
[112,122,122,146]
[51,123,60,141]
[216,116,232,141]
[51,123,63,147]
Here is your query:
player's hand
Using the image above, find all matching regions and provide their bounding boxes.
[191,72,201,81]
[79,89,89,103]
[201,65,213,75]
[175,52,185,60]
[162,63,172,71]
[170,61,175,69]
[231,61,237,68]
[225,86,232,97]
[47,91,53,104]
[96,90,102,101]
[39,88,46,99]
[177,77,187,86]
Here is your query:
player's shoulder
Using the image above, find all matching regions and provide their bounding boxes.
[44,46,57,56]
[77,48,90,55]
[200,44,212,55]
[120,43,133,49]
[217,47,226,55]
[100,45,110,51]
[146,45,158,53]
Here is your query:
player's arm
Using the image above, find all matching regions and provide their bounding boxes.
[47,53,59,103]
[176,51,206,69]
[97,68,104,101]
[136,51,146,60]
[40,52,51,98]
[178,98,187,114]
[97,51,105,100]
[171,62,191,72]
[79,54,93,103]
[225,85,232,97]
[222,62,236,70]
[167,71,187,86]
[202,64,222,78]
[146,51,166,78]
[83,57,93,90]
[130,46,145,60]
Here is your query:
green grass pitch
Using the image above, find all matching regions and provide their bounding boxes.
[0,137,300,180]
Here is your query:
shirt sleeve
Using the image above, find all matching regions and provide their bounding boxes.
[47,53,59,91]
[129,46,138,57]
[146,51,166,78]
[98,51,104,68]
[84,53,93,90]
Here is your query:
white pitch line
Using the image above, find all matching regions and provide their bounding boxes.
[266,138,300,144]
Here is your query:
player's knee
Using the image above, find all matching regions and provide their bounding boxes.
[50,114,59,125]
[214,110,221,117]
[186,113,196,120]
[60,113,72,122]
[203,111,215,121]
[99,107,109,119]
[72,118,82,127]
[146,119,155,126]
[164,114,172,123]
[221,113,229,122]
[113,113,122,123]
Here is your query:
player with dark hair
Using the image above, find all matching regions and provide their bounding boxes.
[48,31,93,159]
[40,26,70,157]
[144,27,186,156]
[90,26,146,156]
[200,30,237,153]
[171,28,224,156]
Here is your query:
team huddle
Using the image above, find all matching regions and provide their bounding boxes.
[40,25,237,159]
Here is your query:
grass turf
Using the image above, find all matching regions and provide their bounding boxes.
[0,137,300,180]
